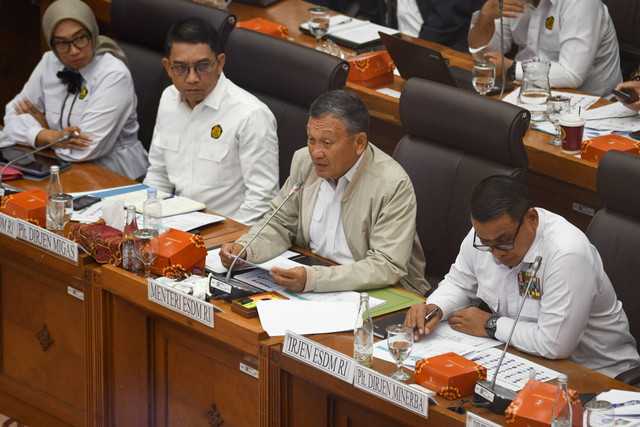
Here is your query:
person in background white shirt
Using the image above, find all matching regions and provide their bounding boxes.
[143,18,279,225]
[3,0,149,180]
[405,175,640,378]
[468,0,622,97]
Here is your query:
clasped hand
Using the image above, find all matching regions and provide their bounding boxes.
[219,242,307,293]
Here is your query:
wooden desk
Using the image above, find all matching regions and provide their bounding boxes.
[1,162,637,426]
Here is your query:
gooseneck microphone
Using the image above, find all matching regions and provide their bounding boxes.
[224,179,304,282]
[498,0,506,100]
[474,255,543,414]
[0,132,74,197]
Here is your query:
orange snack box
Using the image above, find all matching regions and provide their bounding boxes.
[0,189,47,227]
[414,352,487,400]
[505,379,583,426]
[581,133,640,164]
[151,228,207,277]
[347,50,395,88]
[237,18,289,40]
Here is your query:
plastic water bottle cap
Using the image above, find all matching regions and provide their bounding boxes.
[50,165,59,173]
[147,187,157,196]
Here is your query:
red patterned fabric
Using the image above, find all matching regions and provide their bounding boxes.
[68,219,124,267]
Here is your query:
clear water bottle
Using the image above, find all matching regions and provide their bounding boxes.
[143,188,162,232]
[551,374,572,427]
[46,165,63,232]
[122,205,140,272]
[354,293,374,367]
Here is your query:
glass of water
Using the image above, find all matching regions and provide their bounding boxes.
[547,95,571,146]
[47,193,73,236]
[583,400,614,426]
[308,7,330,52]
[472,61,496,95]
[133,228,159,278]
[386,324,414,381]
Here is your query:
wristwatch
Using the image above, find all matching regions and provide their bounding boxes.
[507,62,517,82]
[485,315,500,338]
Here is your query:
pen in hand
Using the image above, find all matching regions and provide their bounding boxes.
[413,307,439,331]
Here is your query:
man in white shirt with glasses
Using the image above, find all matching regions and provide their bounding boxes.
[405,175,640,378]
[144,18,279,225]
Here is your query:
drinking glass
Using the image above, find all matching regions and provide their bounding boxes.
[308,7,330,52]
[547,95,572,146]
[133,228,159,278]
[472,61,496,95]
[583,400,614,426]
[47,193,73,236]
[386,324,414,381]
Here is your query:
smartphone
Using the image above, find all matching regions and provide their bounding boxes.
[73,195,101,210]
[612,88,639,104]
[0,147,71,177]
[630,130,640,141]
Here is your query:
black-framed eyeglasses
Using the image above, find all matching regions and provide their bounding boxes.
[52,34,92,54]
[473,213,526,252]
[169,59,217,77]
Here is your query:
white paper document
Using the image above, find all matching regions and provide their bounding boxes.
[104,188,206,217]
[204,249,299,274]
[373,322,500,369]
[597,389,640,421]
[256,300,358,336]
[502,90,599,114]
[161,211,224,232]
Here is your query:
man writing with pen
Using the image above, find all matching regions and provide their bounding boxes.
[405,175,639,378]
[220,90,430,295]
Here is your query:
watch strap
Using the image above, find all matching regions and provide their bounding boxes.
[485,315,499,339]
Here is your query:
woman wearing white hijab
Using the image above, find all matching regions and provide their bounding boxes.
[3,0,148,179]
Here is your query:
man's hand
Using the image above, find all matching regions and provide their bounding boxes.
[615,81,640,112]
[270,266,306,293]
[219,242,246,269]
[35,127,91,150]
[15,98,48,128]
[483,52,513,78]
[404,303,442,341]
[480,0,526,20]
[449,307,493,337]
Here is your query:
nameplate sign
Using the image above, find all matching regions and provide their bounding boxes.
[0,213,17,238]
[16,219,79,263]
[283,331,355,383]
[148,278,214,328]
[354,365,429,418]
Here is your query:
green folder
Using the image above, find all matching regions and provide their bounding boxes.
[367,287,425,318]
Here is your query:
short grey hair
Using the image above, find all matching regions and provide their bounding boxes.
[309,90,370,137]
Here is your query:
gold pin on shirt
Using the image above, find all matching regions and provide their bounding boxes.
[79,87,88,99]
[211,124,222,139]
[545,16,554,30]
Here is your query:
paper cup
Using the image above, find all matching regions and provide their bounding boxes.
[559,114,586,154]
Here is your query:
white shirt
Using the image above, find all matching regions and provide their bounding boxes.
[469,0,622,96]
[427,208,640,378]
[309,154,363,264]
[144,73,279,225]
[397,0,423,38]
[3,51,149,179]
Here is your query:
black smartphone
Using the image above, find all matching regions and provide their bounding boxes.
[73,195,101,210]
[612,88,639,104]
[630,130,640,141]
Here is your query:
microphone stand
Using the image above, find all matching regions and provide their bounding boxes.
[499,0,506,100]
[0,132,74,197]
[209,179,303,301]
[474,255,543,414]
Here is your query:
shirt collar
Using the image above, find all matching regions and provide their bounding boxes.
[325,150,364,188]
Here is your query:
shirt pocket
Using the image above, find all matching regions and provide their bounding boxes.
[519,297,541,322]
[155,129,181,152]
[538,19,560,57]
[197,140,232,184]
[477,288,499,314]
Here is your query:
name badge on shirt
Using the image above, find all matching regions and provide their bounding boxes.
[517,271,542,299]
[211,124,223,139]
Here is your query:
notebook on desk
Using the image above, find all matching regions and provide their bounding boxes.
[379,32,514,96]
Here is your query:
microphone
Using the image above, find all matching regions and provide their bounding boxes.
[0,132,75,197]
[474,255,543,414]
[209,179,303,301]
[225,179,303,282]
[498,0,506,100]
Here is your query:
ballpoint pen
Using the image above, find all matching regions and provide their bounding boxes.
[413,307,439,331]
[163,194,175,200]
[612,400,640,408]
